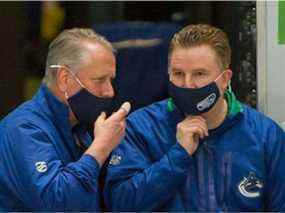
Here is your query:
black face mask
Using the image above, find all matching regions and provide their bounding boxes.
[63,68,116,126]
[49,64,117,127]
[67,88,114,126]
[168,80,221,116]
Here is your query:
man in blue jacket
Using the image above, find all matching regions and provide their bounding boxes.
[104,24,285,211]
[0,28,131,211]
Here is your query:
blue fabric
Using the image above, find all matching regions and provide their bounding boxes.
[0,85,101,211]
[104,99,285,211]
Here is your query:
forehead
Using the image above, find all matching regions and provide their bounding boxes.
[77,42,116,77]
[85,42,115,65]
[170,45,221,71]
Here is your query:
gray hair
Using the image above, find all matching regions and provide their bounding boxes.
[43,28,114,86]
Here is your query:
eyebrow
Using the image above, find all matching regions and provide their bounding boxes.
[91,73,115,79]
[192,68,209,73]
[170,68,210,73]
[170,68,184,72]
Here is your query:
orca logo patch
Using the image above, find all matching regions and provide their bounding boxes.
[238,172,263,198]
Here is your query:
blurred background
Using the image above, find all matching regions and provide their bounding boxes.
[0,1,257,119]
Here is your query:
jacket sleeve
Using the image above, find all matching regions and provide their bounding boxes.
[1,122,100,211]
[103,119,193,211]
[264,122,285,211]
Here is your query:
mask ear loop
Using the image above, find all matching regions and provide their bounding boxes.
[49,64,86,89]
[214,70,232,94]
[64,91,69,100]
[69,72,86,89]
[227,81,233,92]
[214,70,226,82]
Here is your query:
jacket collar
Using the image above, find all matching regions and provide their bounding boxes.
[34,84,71,129]
[31,84,91,161]
[33,84,89,136]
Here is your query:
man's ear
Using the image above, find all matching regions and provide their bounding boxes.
[56,68,69,93]
[222,69,233,91]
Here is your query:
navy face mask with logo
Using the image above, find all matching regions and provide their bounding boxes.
[169,72,225,116]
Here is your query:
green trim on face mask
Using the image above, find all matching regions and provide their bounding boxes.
[167,85,243,115]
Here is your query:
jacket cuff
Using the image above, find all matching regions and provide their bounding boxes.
[65,154,101,192]
[167,142,193,173]
[78,154,101,177]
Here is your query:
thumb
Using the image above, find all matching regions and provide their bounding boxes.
[109,102,131,122]
[95,111,107,125]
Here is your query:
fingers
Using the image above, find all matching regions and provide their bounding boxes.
[178,124,205,140]
[189,125,207,139]
[95,112,107,124]
[178,116,209,141]
[108,102,131,122]
[112,120,126,134]
[184,117,209,138]
[185,115,206,125]
[193,134,200,143]
[188,122,209,138]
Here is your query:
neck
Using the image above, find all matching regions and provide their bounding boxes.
[202,97,228,130]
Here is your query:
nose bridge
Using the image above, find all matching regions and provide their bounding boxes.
[184,73,196,88]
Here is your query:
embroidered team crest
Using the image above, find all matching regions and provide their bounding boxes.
[109,154,122,166]
[35,161,48,173]
[238,172,263,198]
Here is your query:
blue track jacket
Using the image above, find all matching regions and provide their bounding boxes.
[104,96,285,211]
[0,85,100,211]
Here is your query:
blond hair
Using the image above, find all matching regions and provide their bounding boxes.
[169,24,231,69]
